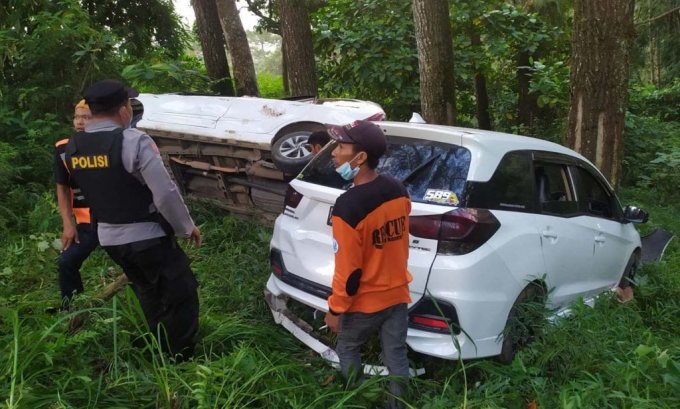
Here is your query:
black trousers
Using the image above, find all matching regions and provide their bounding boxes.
[104,235,199,359]
[58,223,99,305]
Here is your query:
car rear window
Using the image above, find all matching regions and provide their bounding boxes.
[298,137,471,206]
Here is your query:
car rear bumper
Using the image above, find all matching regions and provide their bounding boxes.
[265,274,500,364]
[264,275,426,376]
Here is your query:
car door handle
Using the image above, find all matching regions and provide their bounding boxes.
[595,235,606,243]
[541,230,558,239]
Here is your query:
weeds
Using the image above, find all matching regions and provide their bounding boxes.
[1,195,679,408]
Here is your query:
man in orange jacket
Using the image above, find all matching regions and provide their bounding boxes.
[324,120,412,408]
[54,100,100,309]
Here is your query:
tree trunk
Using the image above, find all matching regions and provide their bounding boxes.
[192,0,234,96]
[216,0,259,96]
[468,26,491,130]
[281,42,290,95]
[279,0,317,96]
[412,0,456,125]
[517,50,538,132]
[566,0,635,187]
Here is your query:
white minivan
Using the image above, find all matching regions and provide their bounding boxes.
[265,122,647,364]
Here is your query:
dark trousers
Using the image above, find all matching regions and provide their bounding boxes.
[337,303,410,409]
[104,235,199,360]
[58,223,99,305]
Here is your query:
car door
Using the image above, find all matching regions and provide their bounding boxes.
[533,156,596,308]
[571,165,635,290]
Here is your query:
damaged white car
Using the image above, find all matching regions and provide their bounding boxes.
[265,122,648,368]
[135,93,385,219]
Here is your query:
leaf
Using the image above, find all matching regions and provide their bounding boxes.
[36,240,50,252]
[635,344,655,357]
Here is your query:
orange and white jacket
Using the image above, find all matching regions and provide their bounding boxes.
[328,174,412,315]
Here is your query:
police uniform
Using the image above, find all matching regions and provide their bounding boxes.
[65,80,199,359]
[54,138,100,305]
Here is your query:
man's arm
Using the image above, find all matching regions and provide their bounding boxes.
[56,183,78,250]
[133,133,201,246]
[324,214,363,332]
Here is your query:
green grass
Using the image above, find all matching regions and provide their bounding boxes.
[1,191,679,408]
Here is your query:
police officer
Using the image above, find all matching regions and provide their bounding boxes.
[65,79,202,360]
[54,100,99,309]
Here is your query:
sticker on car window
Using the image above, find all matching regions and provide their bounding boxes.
[423,189,459,205]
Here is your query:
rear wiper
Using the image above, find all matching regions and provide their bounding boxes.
[401,154,441,185]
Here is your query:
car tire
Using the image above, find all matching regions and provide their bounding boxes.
[618,252,640,289]
[271,123,325,175]
[497,282,546,364]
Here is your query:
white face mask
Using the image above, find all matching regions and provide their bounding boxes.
[335,153,361,180]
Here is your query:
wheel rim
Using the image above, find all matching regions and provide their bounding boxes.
[278,134,311,159]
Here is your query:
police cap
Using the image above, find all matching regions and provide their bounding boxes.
[84,79,139,114]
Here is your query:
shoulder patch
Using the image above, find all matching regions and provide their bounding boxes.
[332,238,339,254]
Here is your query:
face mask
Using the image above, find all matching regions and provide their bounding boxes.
[335,154,361,180]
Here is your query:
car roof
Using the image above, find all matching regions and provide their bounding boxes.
[377,121,601,183]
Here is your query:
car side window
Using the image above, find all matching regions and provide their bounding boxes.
[572,166,618,219]
[534,162,579,216]
[465,151,534,211]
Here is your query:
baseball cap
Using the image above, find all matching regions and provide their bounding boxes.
[84,79,139,113]
[327,120,387,158]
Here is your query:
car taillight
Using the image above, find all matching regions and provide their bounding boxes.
[408,296,460,334]
[364,112,386,122]
[284,185,303,209]
[410,315,449,330]
[410,208,500,255]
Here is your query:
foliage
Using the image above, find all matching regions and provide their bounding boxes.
[1,195,680,407]
[470,1,571,136]
[257,73,286,98]
[0,0,211,233]
[122,54,210,94]
[628,78,680,122]
[622,79,680,200]
[632,1,680,87]
[311,0,420,121]
[81,0,188,59]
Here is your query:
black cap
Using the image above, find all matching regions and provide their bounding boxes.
[84,79,139,113]
[327,120,387,158]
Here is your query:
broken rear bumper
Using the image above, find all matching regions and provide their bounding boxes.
[264,275,424,376]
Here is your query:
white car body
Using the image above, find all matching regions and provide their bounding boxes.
[265,122,644,363]
[132,93,385,218]
[136,93,385,145]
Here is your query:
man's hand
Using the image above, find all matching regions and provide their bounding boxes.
[324,311,341,333]
[189,226,202,248]
[61,223,79,251]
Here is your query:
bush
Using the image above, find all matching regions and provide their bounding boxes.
[623,113,680,200]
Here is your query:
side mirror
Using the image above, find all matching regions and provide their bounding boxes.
[623,205,648,224]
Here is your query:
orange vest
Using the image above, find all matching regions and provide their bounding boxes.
[55,138,91,224]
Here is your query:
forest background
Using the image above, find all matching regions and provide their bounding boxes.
[0,0,679,408]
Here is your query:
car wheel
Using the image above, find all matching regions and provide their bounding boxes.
[497,282,546,364]
[618,252,640,289]
[271,123,325,175]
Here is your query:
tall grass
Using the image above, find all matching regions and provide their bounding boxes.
[0,191,679,408]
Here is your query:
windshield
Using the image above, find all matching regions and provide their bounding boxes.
[298,136,471,206]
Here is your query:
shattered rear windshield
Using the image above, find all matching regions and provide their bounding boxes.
[299,136,471,206]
